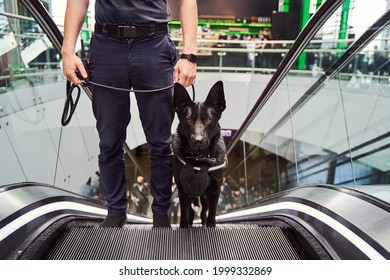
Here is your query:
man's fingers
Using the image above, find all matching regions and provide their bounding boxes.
[174,59,196,87]
[69,72,83,85]
[62,55,87,85]
[64,69,81,85]
[76,60,88,80]
[180,72,196,88]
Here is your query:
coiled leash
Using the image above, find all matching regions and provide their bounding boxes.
[61,56,89,126]
[61,57,195,126]
[61,80,82,126]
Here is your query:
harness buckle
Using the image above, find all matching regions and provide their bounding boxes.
[118,25,137,37]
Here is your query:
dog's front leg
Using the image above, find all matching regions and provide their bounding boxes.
[200,196,209,226]
[205,192,219,227]
[179,195,192,228]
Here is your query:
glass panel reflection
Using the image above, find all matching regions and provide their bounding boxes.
[223,5,390,210]
[0,7,65,187]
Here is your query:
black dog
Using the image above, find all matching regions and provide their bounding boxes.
[172,81,227,228]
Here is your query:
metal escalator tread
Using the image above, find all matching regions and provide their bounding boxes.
[44,224,308,260]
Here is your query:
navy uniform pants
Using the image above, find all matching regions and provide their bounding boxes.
[89,32,177,217]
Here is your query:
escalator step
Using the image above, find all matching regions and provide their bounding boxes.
[44,224,307,260]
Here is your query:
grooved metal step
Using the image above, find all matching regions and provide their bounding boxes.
[44,224,308,260]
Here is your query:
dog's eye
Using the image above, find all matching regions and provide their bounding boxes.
[186,117,193,124]
[204,116,212,124]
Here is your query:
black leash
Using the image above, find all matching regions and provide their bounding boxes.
[61,76,196,127]
[61,80,81,126]
[86,79,195,99]
[87,80,174,93]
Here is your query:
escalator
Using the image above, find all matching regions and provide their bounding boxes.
[1,182,389,260]
[36,224,311,260]
[0,184,326,260]
[1,0,389,261]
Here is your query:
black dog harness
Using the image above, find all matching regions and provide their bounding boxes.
[176,155,227,172]
[176,155,227,198]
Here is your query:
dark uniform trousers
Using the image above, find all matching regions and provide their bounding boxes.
[89,31,177,217]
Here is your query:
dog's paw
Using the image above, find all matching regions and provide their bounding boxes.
[206,221,216,228]
[179,223,191,229]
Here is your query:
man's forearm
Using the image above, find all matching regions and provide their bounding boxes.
[62,0,89,56]
[178,0,198,54]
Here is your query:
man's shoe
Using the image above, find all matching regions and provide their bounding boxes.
[98,214,127,228]
[153,214,171,228]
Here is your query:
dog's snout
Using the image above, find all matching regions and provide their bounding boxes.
[190,122,208,149]
[193,135,205,146]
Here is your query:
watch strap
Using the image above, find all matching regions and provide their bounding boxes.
[180,53,197,63]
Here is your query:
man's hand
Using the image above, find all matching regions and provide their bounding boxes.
[173,58,196,88]
[62,52,88,85]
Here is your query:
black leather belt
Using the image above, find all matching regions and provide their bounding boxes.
[94,23,168,38]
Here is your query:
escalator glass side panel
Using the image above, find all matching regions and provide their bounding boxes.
[223,4,390,210]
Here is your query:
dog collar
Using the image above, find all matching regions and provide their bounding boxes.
[176,155,227,172]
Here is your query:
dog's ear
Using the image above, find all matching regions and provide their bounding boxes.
[173,82,193,114]
[204,81,226,114]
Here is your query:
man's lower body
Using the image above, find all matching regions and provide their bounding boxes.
[89,28,177,227]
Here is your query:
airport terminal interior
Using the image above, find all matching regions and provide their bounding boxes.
[0,0,390,260]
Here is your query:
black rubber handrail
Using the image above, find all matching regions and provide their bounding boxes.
[226,0,346,154]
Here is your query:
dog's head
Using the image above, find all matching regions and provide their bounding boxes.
[173,81,226,150]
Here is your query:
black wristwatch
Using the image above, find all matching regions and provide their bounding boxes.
[180,53,197,63]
